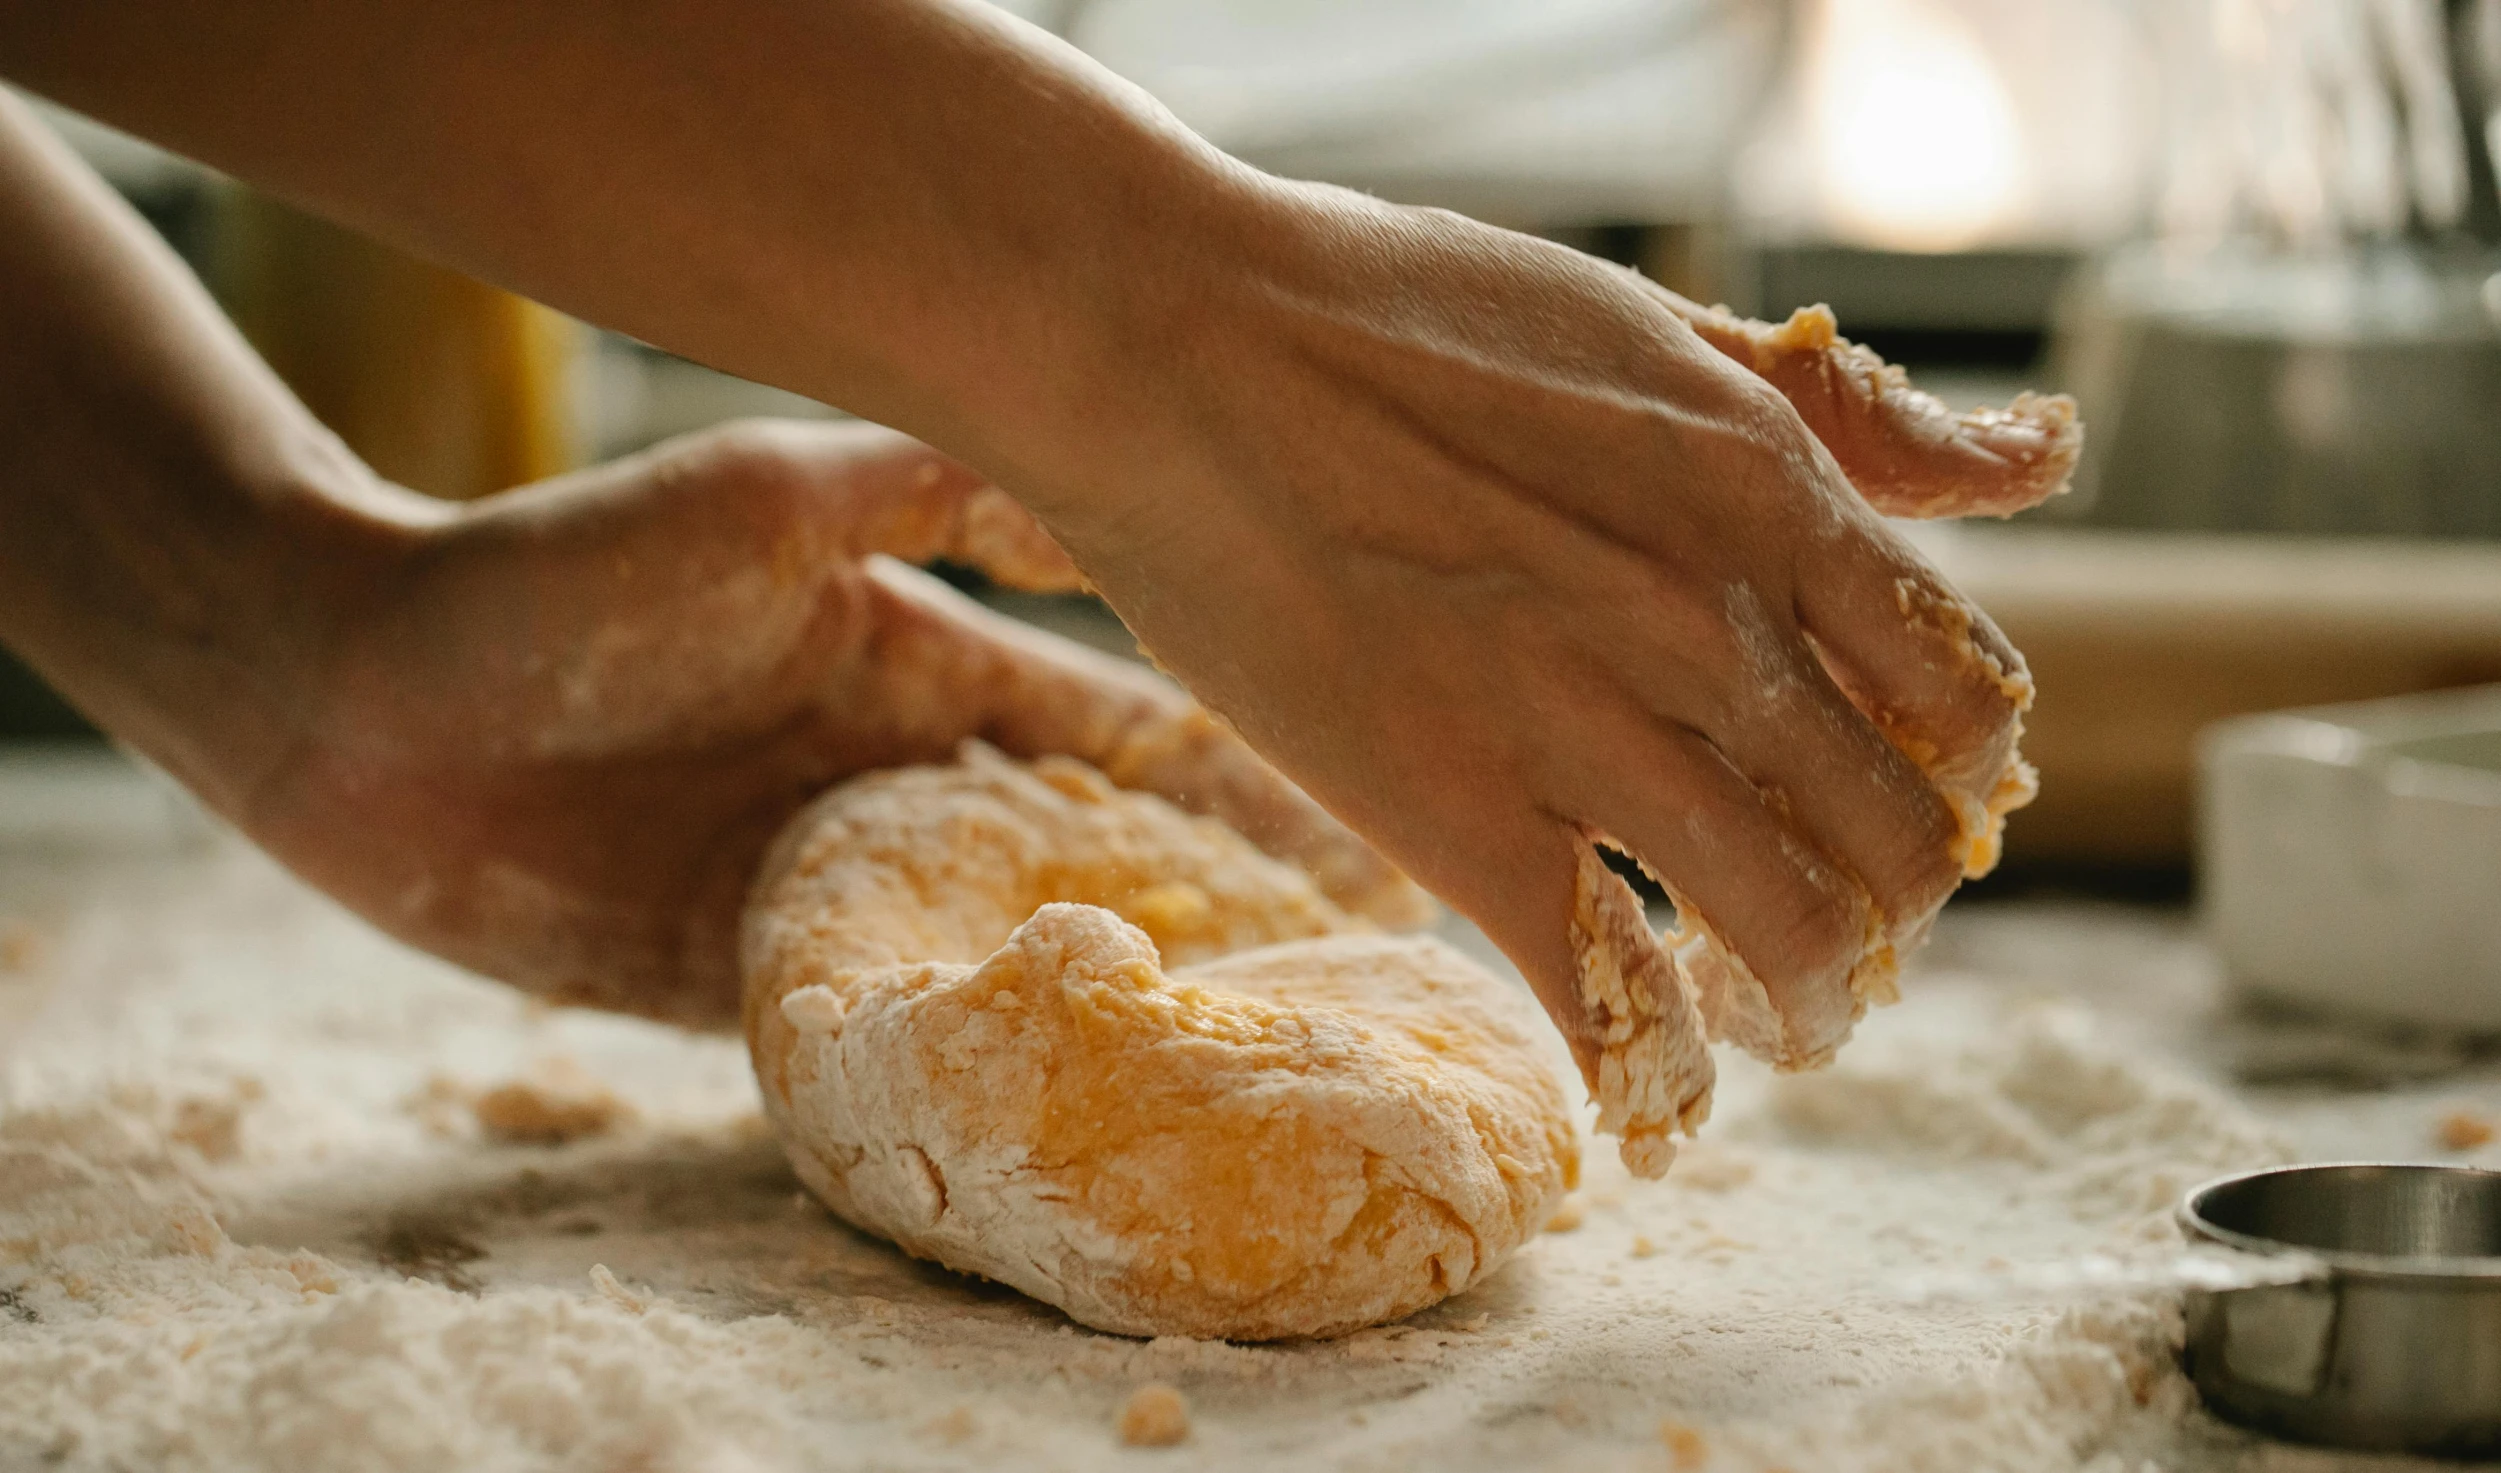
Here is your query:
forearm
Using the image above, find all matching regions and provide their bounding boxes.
[0,0,1265,511]
[0,91,430,814]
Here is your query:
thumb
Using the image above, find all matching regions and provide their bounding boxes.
[1642,284,2081,520]
[709,418,1087,591]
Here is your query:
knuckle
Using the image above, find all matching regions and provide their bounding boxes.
[698,415,795,463]
[667,419,806,499]
[1858,785,1962,917]
[1889,826,1964,918]
[1754,854,1863,978]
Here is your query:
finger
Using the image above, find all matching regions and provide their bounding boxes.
[1638,284,2080,519]
[694,418,1086,591]
[1561,709,1876,1071]
[1649,580,1964,981]
[860,559,1430,926]
[1385,801,1710,1181]
[1796,522,2037,883]
[1568,834,1716,1178]
[1580,551,1957,998]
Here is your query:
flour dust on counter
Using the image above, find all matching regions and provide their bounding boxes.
[0,818,2454,1473]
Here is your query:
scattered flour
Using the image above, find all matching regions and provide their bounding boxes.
[0,796,2466,1473]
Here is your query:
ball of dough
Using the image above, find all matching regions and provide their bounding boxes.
[743,745,1578,1340]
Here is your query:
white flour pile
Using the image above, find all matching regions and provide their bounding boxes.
[0,781,2461,1472]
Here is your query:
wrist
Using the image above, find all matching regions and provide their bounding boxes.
[180,436,442,814]
[931,150,1355,525]
[4,416,431,820]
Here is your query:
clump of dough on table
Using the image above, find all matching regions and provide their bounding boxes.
[743,745,1577,1341]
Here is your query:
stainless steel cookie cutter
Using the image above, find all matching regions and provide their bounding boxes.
[2180,1162,2501,1456]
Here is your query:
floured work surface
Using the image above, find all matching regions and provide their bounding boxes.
[0,760,2488,1473]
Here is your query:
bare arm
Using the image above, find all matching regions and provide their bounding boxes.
[0,87,431,816]
[0,4,2056,1095]
[0,90,1407,1024]
[0,0,1235,507]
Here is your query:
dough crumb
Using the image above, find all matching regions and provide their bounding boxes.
[1117,1383,1191,1447]
[1342,1327,1447,1364]
[471,1058,633,1145]
[162,1204,226,1257]
[1659,1420,1710,1469]
[403,1073,473,1138]
[2438,1108,2495,1151]
[1630,1235,1659,1259]
[1544,1195,1588,1233]
[587,1264,647,1314]
[923,1405,977,1445]
[1115,880,1215,936]
[282,1253,337,1296]
[778,984,847,1035]
[169,1095,243,1162]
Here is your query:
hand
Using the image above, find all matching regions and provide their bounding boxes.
[244,420,1417,1028]
[0,8,2067,1137]
[1012,183,2065,1093]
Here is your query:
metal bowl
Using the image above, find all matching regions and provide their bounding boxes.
[2049,244,2501,540]
[2180,1163,2501,1455]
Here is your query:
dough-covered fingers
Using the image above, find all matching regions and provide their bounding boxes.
[1669,587,1965,972]
[1565,561,1957,1069]
[1795,534,2036,882]
[1566,712,1878,1069]
[1414,808,1712,1181]
[1642,286,2080,520]
[1567,837,1714,1178]
[862,560,1429,925]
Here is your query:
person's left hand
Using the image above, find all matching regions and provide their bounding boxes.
[243,419,1419,1028]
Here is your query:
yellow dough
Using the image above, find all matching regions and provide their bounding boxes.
[742,745,1578,1340]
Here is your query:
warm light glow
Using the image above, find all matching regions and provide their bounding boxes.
[1806,0,2023,252]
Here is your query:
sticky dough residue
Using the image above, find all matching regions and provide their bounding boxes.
[1568,842,1713,1178]
[1536,286,2061,1159]
[1891,577,2038,880]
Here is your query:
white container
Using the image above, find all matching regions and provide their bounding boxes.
[2202,686,2501,1030]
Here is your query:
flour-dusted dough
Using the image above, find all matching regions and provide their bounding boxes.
[742,745,1578,1340]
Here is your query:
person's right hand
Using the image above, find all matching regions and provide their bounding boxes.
[1001,181,2074,1141]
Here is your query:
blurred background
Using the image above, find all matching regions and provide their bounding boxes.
[7,0,2501,913]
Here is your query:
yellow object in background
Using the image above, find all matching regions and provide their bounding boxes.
[210,189,579,501]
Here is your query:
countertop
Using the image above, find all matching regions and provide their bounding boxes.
[1,746,2490,1472]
